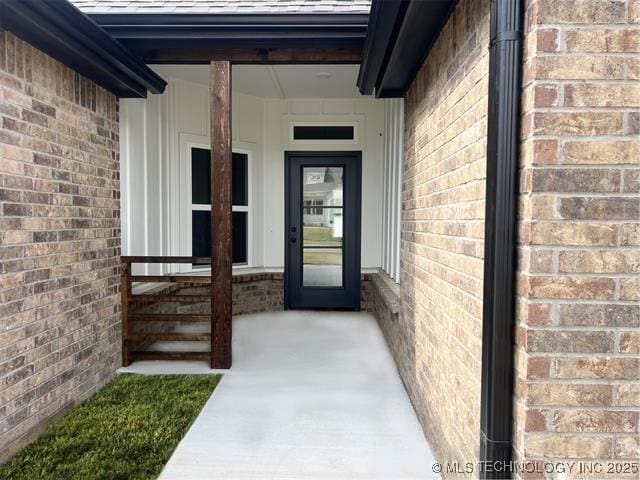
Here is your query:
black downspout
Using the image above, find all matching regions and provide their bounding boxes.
[479,0,523,479]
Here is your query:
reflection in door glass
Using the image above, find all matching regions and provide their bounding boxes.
[303,248,342,287]
[303,167,343,206]
[301,167,344,287]
[303,210,343,247]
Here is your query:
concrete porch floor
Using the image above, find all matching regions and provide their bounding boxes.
[120,311,437,479]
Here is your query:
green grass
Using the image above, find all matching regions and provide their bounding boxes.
[303,250,342,265]
[0,374,221,480]
[303,226,341,245]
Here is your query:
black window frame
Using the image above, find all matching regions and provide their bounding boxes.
[190,147,250,267]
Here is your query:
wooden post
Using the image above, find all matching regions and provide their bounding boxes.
[210,61,232,368]
[121,260,131,367]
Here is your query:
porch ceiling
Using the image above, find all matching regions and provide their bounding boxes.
[152,64,366,98]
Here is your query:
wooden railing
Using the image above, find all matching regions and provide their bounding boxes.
[121,256,214,366]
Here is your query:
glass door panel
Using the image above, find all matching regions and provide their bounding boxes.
[303,167,343,206]
[301,167,344,287]
[303,248,342,287]
[302,210,343,247]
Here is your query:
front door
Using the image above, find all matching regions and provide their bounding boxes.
[285,151,361,309]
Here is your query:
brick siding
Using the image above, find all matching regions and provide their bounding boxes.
[397,0,490,470]
[363,272,402,354]
[515,0,640,475]
[133,273,284,318]
[233,273,284,315]
[0,30,120,460]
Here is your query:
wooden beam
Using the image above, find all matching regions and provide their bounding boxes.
[130,352,211,362]
[128,332,211,342]
[134,47,362,65]
[128,294,210,303]
[121,255,211,264]
[121,261,131,367]
[129,313,211,322]
[210,60,232,369]
[129,275,212,283]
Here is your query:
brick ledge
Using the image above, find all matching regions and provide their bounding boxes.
[369,271,400,314]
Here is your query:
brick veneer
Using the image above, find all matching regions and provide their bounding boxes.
[363,272,401,349]
[132,273,378,320]
[0,30,120,460]
[514,0,639,475]
[130,272,284,321]
[233,273,284,315]
[397,0,490,470]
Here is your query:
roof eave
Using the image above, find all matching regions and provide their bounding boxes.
[0,0,167,98]
[87,12,370,50]
[358,0,457,98]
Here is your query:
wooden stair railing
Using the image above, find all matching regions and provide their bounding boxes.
[121,256,214,366]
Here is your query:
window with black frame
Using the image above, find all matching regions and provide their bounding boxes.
[191,148,248,266]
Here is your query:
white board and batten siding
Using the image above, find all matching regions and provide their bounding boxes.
[381,99,403,283]
[119,75,388,275]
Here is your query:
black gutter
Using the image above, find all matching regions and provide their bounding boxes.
[479,0,523,478]
[374,0,455,97]
[88,13,369,50]
[357,0,456,97]
[0,0,166,98]
[356,0,407,95]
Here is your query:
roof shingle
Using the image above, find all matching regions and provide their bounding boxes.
[70,0,371,14]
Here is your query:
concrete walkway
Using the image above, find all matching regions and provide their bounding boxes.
[124,311,437,479]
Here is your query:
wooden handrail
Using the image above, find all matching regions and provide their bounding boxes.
[120,256,215,367]
[128,332,211,342]
[129,313,210,322]
[121,256,211,264]
[128,294,210,303]
[129,275,212,283]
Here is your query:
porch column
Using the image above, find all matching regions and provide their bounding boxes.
[210,60,232,368]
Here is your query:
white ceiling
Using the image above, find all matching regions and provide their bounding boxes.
[151,64,367,99]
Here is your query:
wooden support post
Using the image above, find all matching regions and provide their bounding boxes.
[121,260,131,367]
[210,60,232,369]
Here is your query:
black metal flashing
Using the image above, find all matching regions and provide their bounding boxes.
[0,0,166,98]
[357,0,456,97]
[479,0,523,478]
[87,13,369,51]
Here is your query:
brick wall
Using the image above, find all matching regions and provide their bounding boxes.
[0,30,121,460]
[515,0,639,475]
[363,271,401,348]
[396,0,490,469]
[233,273,284,315]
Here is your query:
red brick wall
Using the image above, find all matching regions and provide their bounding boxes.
[515,0,639,474]
[0,30,121,460]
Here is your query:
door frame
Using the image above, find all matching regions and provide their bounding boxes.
[284,150,362,310]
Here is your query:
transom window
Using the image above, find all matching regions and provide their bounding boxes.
[293,125,355,141]
[191,148,248,266]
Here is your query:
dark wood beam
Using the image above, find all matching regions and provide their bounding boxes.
[133,47,362,65]
[210,61,233,369]
[121,261,131,367]
[130,352,211,362]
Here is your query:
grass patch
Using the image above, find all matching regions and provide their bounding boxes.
[303,226,341,246]
[0,374,220,480]
[303,249,342,265]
